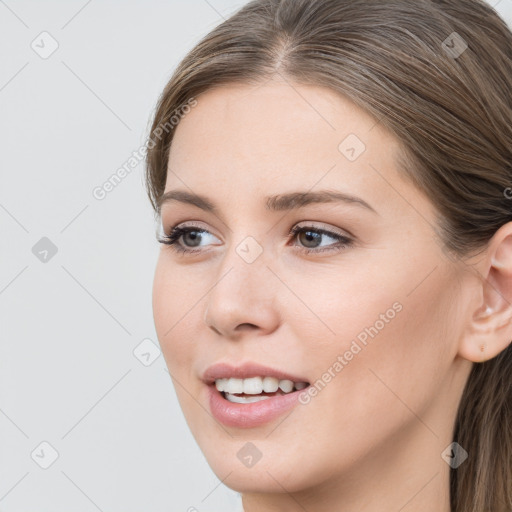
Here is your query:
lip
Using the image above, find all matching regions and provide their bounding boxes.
[201,361,309,385]
[202,361,310,428]
[207,383,309,428]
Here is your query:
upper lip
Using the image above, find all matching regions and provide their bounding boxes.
[202,362,309,385]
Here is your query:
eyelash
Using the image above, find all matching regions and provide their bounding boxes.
[157,223,353,256]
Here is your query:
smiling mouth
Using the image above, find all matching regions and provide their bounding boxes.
[207,378,312,427]
[220,385,311,404]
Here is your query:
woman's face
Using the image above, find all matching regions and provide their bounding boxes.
[152,79,474,497]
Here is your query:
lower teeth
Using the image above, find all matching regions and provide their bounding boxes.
[224,392,273,404]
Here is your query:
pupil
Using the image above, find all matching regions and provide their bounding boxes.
[300,230,320,248]
[184,231,201,247]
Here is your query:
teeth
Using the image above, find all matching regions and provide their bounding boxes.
[244,377,263,394]
[214,376,308,394]
[215,378,229,392]
[225,393,271,404]
[227,378,244,393]
[262,376,279,392]
[278,379,294,393]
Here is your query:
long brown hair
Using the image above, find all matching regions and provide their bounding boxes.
[144,1,512,510]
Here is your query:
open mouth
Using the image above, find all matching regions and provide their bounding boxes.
[207,376,311,427]
[221,389,307,403]
[215,378,310,404]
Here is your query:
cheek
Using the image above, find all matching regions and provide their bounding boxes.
[278,255,406,362]
[152,257,208,435]
[282,257,457,435]
[152,257,199,373]
[281,243,455,368]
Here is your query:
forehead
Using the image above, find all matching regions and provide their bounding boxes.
[165,80,411,214]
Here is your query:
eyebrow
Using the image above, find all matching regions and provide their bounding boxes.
[158,189,378,215]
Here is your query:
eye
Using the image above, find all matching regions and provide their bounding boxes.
[157,223,220,254]
[157,222,353,255]
[287,224,353,254]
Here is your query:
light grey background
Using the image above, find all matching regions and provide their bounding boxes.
[0,1,510,511]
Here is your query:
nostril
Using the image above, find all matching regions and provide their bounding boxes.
[236,323,258,331]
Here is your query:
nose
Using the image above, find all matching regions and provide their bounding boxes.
[203,242,281,340]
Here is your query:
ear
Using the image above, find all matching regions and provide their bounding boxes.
[458,221,512,363]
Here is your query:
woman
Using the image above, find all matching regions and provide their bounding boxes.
[145,1,512,510]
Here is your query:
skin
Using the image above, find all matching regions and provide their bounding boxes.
[152,76,512,512]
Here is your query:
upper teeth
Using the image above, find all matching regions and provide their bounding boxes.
[215,376,308,394]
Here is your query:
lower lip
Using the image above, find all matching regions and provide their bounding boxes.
[207,384,308,428]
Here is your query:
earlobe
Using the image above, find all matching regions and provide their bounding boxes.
[457,223,512,364]
[459,301,512,363]
[459,305,500,363]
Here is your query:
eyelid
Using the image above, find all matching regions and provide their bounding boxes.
[292,220,353,239]
[158,219,355,257]
[160,220,350,244]
[165,219,352,236]
[159,219,217,238]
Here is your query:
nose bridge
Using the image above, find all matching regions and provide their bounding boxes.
[210,233,271,305]
[204,233,279,335]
